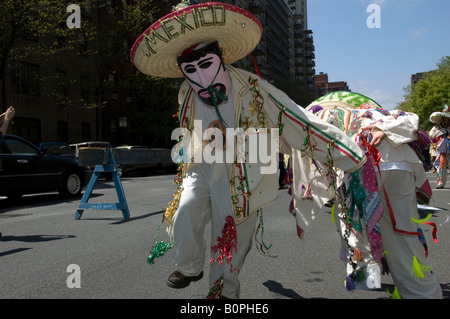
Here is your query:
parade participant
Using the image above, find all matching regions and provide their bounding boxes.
[131,2,368,299]
[0,106,15,138]
[0,106,15,239]
[429,126,438,173]
[429,105,450,189]
[304,91,442,299]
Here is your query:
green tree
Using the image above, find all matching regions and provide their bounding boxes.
[398,56,450,130]
[1,0,179,145]
[116,0,180,147]
[79,0,178,145]
[0,0,90,112]
[118,72,179,147]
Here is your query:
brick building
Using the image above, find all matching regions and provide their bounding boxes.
[315,72,350,97]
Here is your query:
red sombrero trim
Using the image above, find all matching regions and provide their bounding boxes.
[131,2,262,62]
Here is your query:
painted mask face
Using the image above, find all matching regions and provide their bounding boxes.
[180,53,231,106]
[441,117,450,128]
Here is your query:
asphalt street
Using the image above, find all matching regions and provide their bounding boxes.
[1,171,449,300]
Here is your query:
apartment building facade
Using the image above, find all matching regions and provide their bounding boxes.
[315,72,351,96]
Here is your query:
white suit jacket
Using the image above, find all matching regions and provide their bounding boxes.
[176,66,366,224]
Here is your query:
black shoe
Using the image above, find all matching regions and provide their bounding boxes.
[166,271,204,289]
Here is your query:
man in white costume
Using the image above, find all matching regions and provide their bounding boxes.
[429,105,450,189]
[131,2,367,298]
[304,92,442,299]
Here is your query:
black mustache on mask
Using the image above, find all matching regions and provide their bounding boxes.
[198,83,227,106]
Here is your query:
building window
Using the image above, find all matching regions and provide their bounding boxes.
[58,121,69,142]
[10,117,41,143]
[56,70,68,100]
[121,0,128,18]
[123,38,130,61]
[11,62,41,97]
[107,36,115,56]
[80,76,91,103]
[82,123,91,141]
[106,0,115,14]
[79,34,89,56]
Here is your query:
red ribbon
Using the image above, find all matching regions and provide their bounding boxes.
[250,53,262,79]
[423,222,439,243]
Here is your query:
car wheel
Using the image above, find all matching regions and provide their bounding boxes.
[59,171,83,197]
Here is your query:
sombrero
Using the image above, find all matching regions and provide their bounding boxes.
[307,91,382,110]
[131,1,263,78]
[429,104,450,124]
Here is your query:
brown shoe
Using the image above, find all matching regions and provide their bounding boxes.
[166,271,204,289]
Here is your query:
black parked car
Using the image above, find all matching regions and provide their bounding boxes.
[0,134,85,199]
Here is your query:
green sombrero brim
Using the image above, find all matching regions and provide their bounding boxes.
[307,91,382,110]
[430,112,450,123]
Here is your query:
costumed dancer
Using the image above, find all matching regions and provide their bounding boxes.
[303,91,442,299]
[131,2,368,298]
[429,105,450,189]
[429,126,438,173]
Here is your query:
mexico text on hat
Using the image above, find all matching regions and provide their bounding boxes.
[143,5,226,56]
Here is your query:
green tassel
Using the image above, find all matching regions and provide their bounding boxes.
[411,256,432,279]
[147,241,173,265]
[387,286,402,299]
[355,268,366,282]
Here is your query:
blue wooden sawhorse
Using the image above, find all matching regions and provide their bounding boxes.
[76,148,130,220]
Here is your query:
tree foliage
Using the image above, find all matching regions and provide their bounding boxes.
[1,0,179,145]
[118,0,159,39]
[0,0,89,111]
[398,56,450,130]
[117,1,180,146]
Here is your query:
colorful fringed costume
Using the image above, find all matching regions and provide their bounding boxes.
[429,105,450,189]
[303,92,442,298]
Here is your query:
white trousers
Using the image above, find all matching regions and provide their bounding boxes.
[337,170,442,298]
[168,162,258,299]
